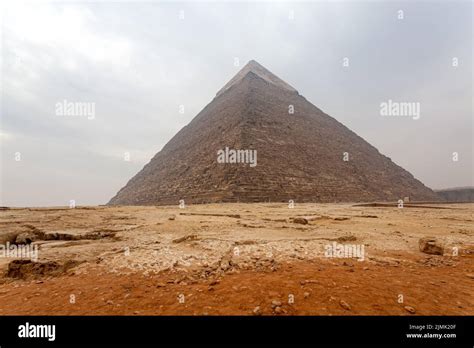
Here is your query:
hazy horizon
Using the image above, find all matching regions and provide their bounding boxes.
[1,0,472,207]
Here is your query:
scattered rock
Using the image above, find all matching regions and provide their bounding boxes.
[419,238,443,255]
[235,240,257,245]
[0,232,21,245]
[173,234,198,243]
[220,261,230,271]
[82,231,117,240]
[404,306,416,314]
[339,300,351,310]
[301,279,318,285]
[304,292,310,299]
[252,306,261,316]
[179,212,240,218]
[240,223,264,229]
[337,235,357,242]
[6,260,81,279]
[15,232,39,244]
[334,217,350,221]
[292,217,308,225]
[5,224,115,244]
[271,300,282,308]
[465,273,474,279]
[274,306,283,314]
[168,215,176,221]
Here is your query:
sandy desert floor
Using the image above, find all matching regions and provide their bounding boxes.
[0,202,472,315]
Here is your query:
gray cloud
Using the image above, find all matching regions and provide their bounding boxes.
[1,1,472,206]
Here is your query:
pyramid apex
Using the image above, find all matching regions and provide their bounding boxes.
[242,60,270,73]
[246,59,261,66]
[216,60,297,97]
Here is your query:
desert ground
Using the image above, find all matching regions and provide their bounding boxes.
[0,202,472,315]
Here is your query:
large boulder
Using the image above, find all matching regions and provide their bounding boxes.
[0,232,20,245]
[419,237,443,255]
[15,232,39,244]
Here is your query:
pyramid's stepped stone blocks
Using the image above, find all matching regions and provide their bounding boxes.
[109,61,439,205]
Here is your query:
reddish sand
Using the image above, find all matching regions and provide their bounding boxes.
[1,203,472,315]
[0,256,472,316]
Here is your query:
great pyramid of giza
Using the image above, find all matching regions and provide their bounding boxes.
[108,60,438,205]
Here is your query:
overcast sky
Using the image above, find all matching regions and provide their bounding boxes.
[1,0,472,207]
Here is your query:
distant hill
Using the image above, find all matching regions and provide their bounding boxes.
[435,187,474,202]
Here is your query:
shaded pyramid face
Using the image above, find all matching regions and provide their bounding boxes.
[109,60,438,205]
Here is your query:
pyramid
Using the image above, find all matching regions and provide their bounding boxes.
[108,60,438,205]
